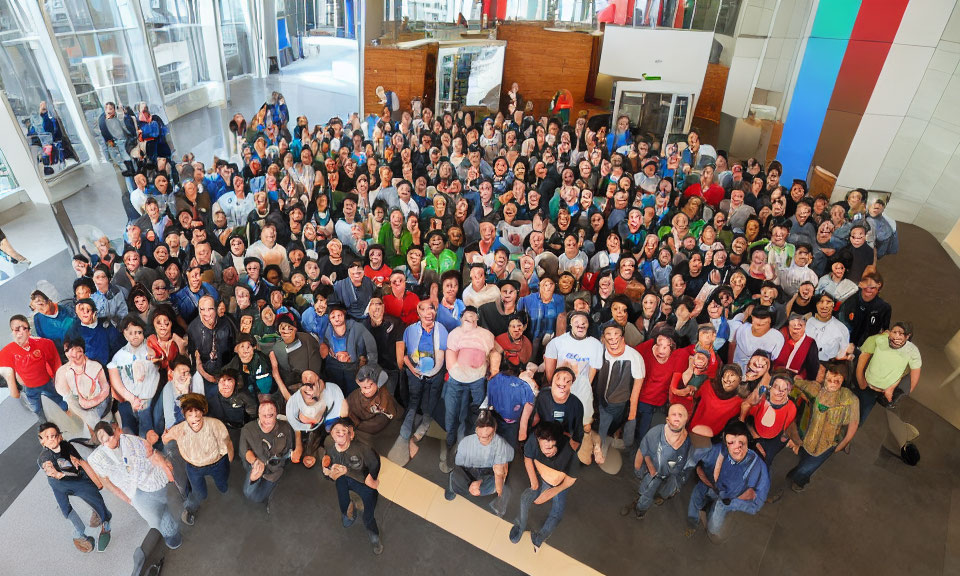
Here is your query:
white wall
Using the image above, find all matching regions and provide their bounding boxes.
[598,27,714,89]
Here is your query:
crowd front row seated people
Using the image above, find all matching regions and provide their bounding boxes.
[0,94,920,556]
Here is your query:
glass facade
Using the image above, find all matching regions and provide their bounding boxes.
[139,0,211,97]
[43,0,163,148]
[219,0,255,79]
[0,0,89,176]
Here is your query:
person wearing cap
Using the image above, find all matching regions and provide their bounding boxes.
[206,367,257,429]
[805,292,853,363]
[442,305,497,471]
[239,399,293,509]
[773,313,821,380]
[162,392,234,526]
[286,370,348,468]
[321,303,368,395]
[223,332,275,402]
[399,299,448,460]
[108,316,161,440]
[347,365,401,437]
[322,418,384,554]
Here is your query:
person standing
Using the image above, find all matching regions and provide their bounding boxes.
[855,322,922,425]
[322,419,384,555]
[88,422,181,550]
[508,421,579,551]
[399,300,448,460]
[239,400,293,509]
[108,316,161,439]
[0,315,67,422]
[54,338,112,440]
[162,393,233,525]
[37,422,112,553]
[788,362,859,492]
[442,306,497,471]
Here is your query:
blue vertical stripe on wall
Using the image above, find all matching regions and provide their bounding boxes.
[776,0,862,183]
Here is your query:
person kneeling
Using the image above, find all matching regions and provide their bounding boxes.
[444,409,514,517]
[686,420,769,542]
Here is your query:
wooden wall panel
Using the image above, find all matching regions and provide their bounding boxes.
[497,22,598,116]
[693,63,729,124]
[364,44,438,114]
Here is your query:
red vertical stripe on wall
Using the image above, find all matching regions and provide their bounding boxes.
[810,0,910,176]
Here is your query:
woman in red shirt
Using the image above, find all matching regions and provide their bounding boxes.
[740,372,800,466]
[689,364,743,439]
[382,269,420,325]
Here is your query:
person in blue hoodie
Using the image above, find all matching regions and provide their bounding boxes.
[30,290,76,360]
[64,298,123,368]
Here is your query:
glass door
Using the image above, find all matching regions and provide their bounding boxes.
[614,89,694,149]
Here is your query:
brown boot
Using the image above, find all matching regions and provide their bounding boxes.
[74,536,95,553]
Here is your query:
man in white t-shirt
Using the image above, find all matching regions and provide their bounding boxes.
[729,307,784,370]
[285,370,347,469]
[544,311,604,436]
[108,316,160,440]
[443,306,497,471]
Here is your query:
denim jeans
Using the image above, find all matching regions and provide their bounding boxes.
[635,470,683,513]
[163,441,191,499]
[130,487,181,547]
[596,401,628,441]
[626,401,663,447]
[23,380,68,422]
[442,376,486,448]
[449,466,511,514]
[788,446,835,488]
[755,436,787,468]
[118,399,156,439]
[184,456,230,513]
[242,459,280,504]
[687,482,731,536]
[495,414,522,453]
[513,483,569,545]
[48,476,111,538]
[326,361,359,397]
[400,369,444,440]
[336,476,379,535]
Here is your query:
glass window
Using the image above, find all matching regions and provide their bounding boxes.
[219,0,255,79]
[0,0,90,177]
[140,0,210,96]
[0,147,20,197]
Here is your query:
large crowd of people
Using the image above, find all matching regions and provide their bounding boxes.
[0,89,924,558]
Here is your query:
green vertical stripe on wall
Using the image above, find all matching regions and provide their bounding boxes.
[811,0,863,39]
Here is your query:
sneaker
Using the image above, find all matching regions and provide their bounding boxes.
[509,524,522,544]
[97,530,111,552]
[654,496,665,506]
[181,510,195,526]
[635,508,646,520]
[165,532,183,550]
[369,532,383,555]
[530,531,544,551]
[684,518,699,538]
[89,510,102,527]
[439,449,453,474]
[74,536,95,553]
[488,496,508,518]
[444,489,456,501]
[791,482,806,494]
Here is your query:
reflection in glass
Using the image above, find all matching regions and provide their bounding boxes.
[219,0,255,78]
[0,0,89,177]
[140,0,210,97]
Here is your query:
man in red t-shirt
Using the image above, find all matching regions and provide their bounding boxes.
[625,330,687,447]
[676,325,721,380]
[682,164,725,209]
[0,315,67,421]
